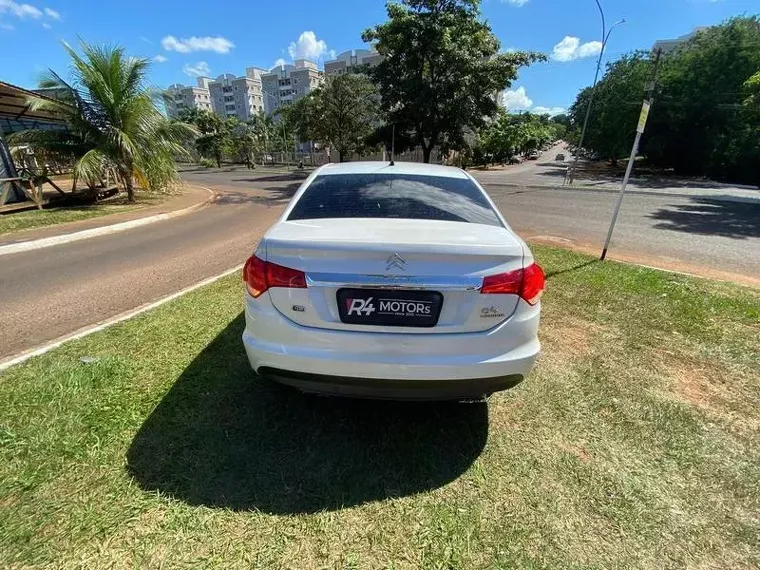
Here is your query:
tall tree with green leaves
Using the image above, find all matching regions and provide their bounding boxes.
[362,0,544,163]
[479,110,556,164]
[181,110,236,168]
[567,16,760,183]
[11,41,195,201]
[292,74,380,162]
[645,16,760,182]
[568,52,651,165]
[742,71,760,119]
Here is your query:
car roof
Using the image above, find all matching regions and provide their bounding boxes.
[315,161,469,179]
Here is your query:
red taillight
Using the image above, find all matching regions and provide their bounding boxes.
[521,263,545,305]
[480,263,545,305]
[481,269,523,295]
[243,255,306,298]
[266,260,307,289]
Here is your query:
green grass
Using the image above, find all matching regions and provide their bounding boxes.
[1,246,759,569]
[0,191,168,236]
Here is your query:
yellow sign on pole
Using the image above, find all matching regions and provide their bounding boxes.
[637,101,651,133]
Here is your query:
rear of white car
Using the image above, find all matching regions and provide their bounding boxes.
[242,162,544,400]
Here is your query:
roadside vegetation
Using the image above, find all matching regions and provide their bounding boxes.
[567,16,760,185]
[2,245,758,569]
[0,191,167,236]
[9,41,196,201]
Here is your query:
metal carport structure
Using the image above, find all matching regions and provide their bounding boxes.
[0,80,67,206]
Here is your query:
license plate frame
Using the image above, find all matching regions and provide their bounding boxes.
[337,288,443,327]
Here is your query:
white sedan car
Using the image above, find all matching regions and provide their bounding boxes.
[242,162,544,400]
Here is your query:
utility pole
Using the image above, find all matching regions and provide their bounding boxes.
[600,48,663,261]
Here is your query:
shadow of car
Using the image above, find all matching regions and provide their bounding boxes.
[126,313,489,514]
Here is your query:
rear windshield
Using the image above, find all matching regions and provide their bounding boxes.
[287,173,502,227]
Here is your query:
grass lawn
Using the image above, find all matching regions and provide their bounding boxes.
[0,191,168,236]
[1,246,758,569]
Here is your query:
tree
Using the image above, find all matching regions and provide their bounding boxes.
[645,16,760,183]
[362,0,544,163]
[567,16,760,183]
[742,71,760,118]
[549,114,570,141]
[11,41,194,201]
[230,121,261,168]
[294,74,380,162]
[568,52,651,165]
[184,110,236,168]
[478,110,556,164]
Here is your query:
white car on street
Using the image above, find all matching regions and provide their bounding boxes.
[242,162,544,400]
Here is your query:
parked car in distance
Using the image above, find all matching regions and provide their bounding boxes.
[556,153,565,161]
[508,156,522,165]
[527,151,539,160]
[242,162,545,400]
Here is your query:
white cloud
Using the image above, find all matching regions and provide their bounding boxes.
[287,30,330,61]
[153,54,168,63]
[501,0,529,6]
[552,36,602,62]
[533,106,566,116]
[272,57,287,68]
[162,35,234,54]
[502,86,533,111]
[182,61,211,77]
[140,36,152,44]
[0,21,14,29]
[43,7,59,19]
[577,40,602,58]
[41,20,49,28]
[0,0,43,19]
[502,86,565,116]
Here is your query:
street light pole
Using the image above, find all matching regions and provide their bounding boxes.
[566,1,625,185]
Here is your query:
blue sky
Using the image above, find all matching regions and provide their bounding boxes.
[1,0,757,115]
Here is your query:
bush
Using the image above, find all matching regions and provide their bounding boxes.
[199,157,216,168]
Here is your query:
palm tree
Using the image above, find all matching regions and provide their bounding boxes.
[10,41,195,202]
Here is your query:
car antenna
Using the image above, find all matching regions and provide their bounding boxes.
[389,123,395,166]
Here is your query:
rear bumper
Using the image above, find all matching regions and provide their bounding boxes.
[242,292,540,398]
[260,368,524,400]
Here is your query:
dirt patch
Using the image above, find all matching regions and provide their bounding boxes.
[559,441,592,462]
[541,317,606,358]
[657,355,734,415]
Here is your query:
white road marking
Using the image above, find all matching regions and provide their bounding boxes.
[0,264,244,372]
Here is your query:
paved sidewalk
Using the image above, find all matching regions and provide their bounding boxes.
[0,184,214,247]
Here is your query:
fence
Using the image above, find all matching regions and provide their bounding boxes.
[254,147,444,168]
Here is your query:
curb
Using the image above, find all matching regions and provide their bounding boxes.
[0,264,243,372]
[0,186,218,257]
[480,181,760,204]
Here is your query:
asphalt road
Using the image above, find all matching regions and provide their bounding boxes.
[1,164,758,361]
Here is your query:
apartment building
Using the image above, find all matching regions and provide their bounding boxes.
[163,69,267,121]
[653,28,704,54]
[207,70,267,122]
[261,59,323,115]
[324,49,383,76]
[163,79,213,118]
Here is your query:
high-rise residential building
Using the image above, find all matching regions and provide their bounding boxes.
[207,70,267,122]
[162,78,213,118]
[261,59,323,115]
[653,29,705,54]
[324,49,383,76]
[163,70,267,121]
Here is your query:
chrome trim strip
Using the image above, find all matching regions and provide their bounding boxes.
[305,272,483,291]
